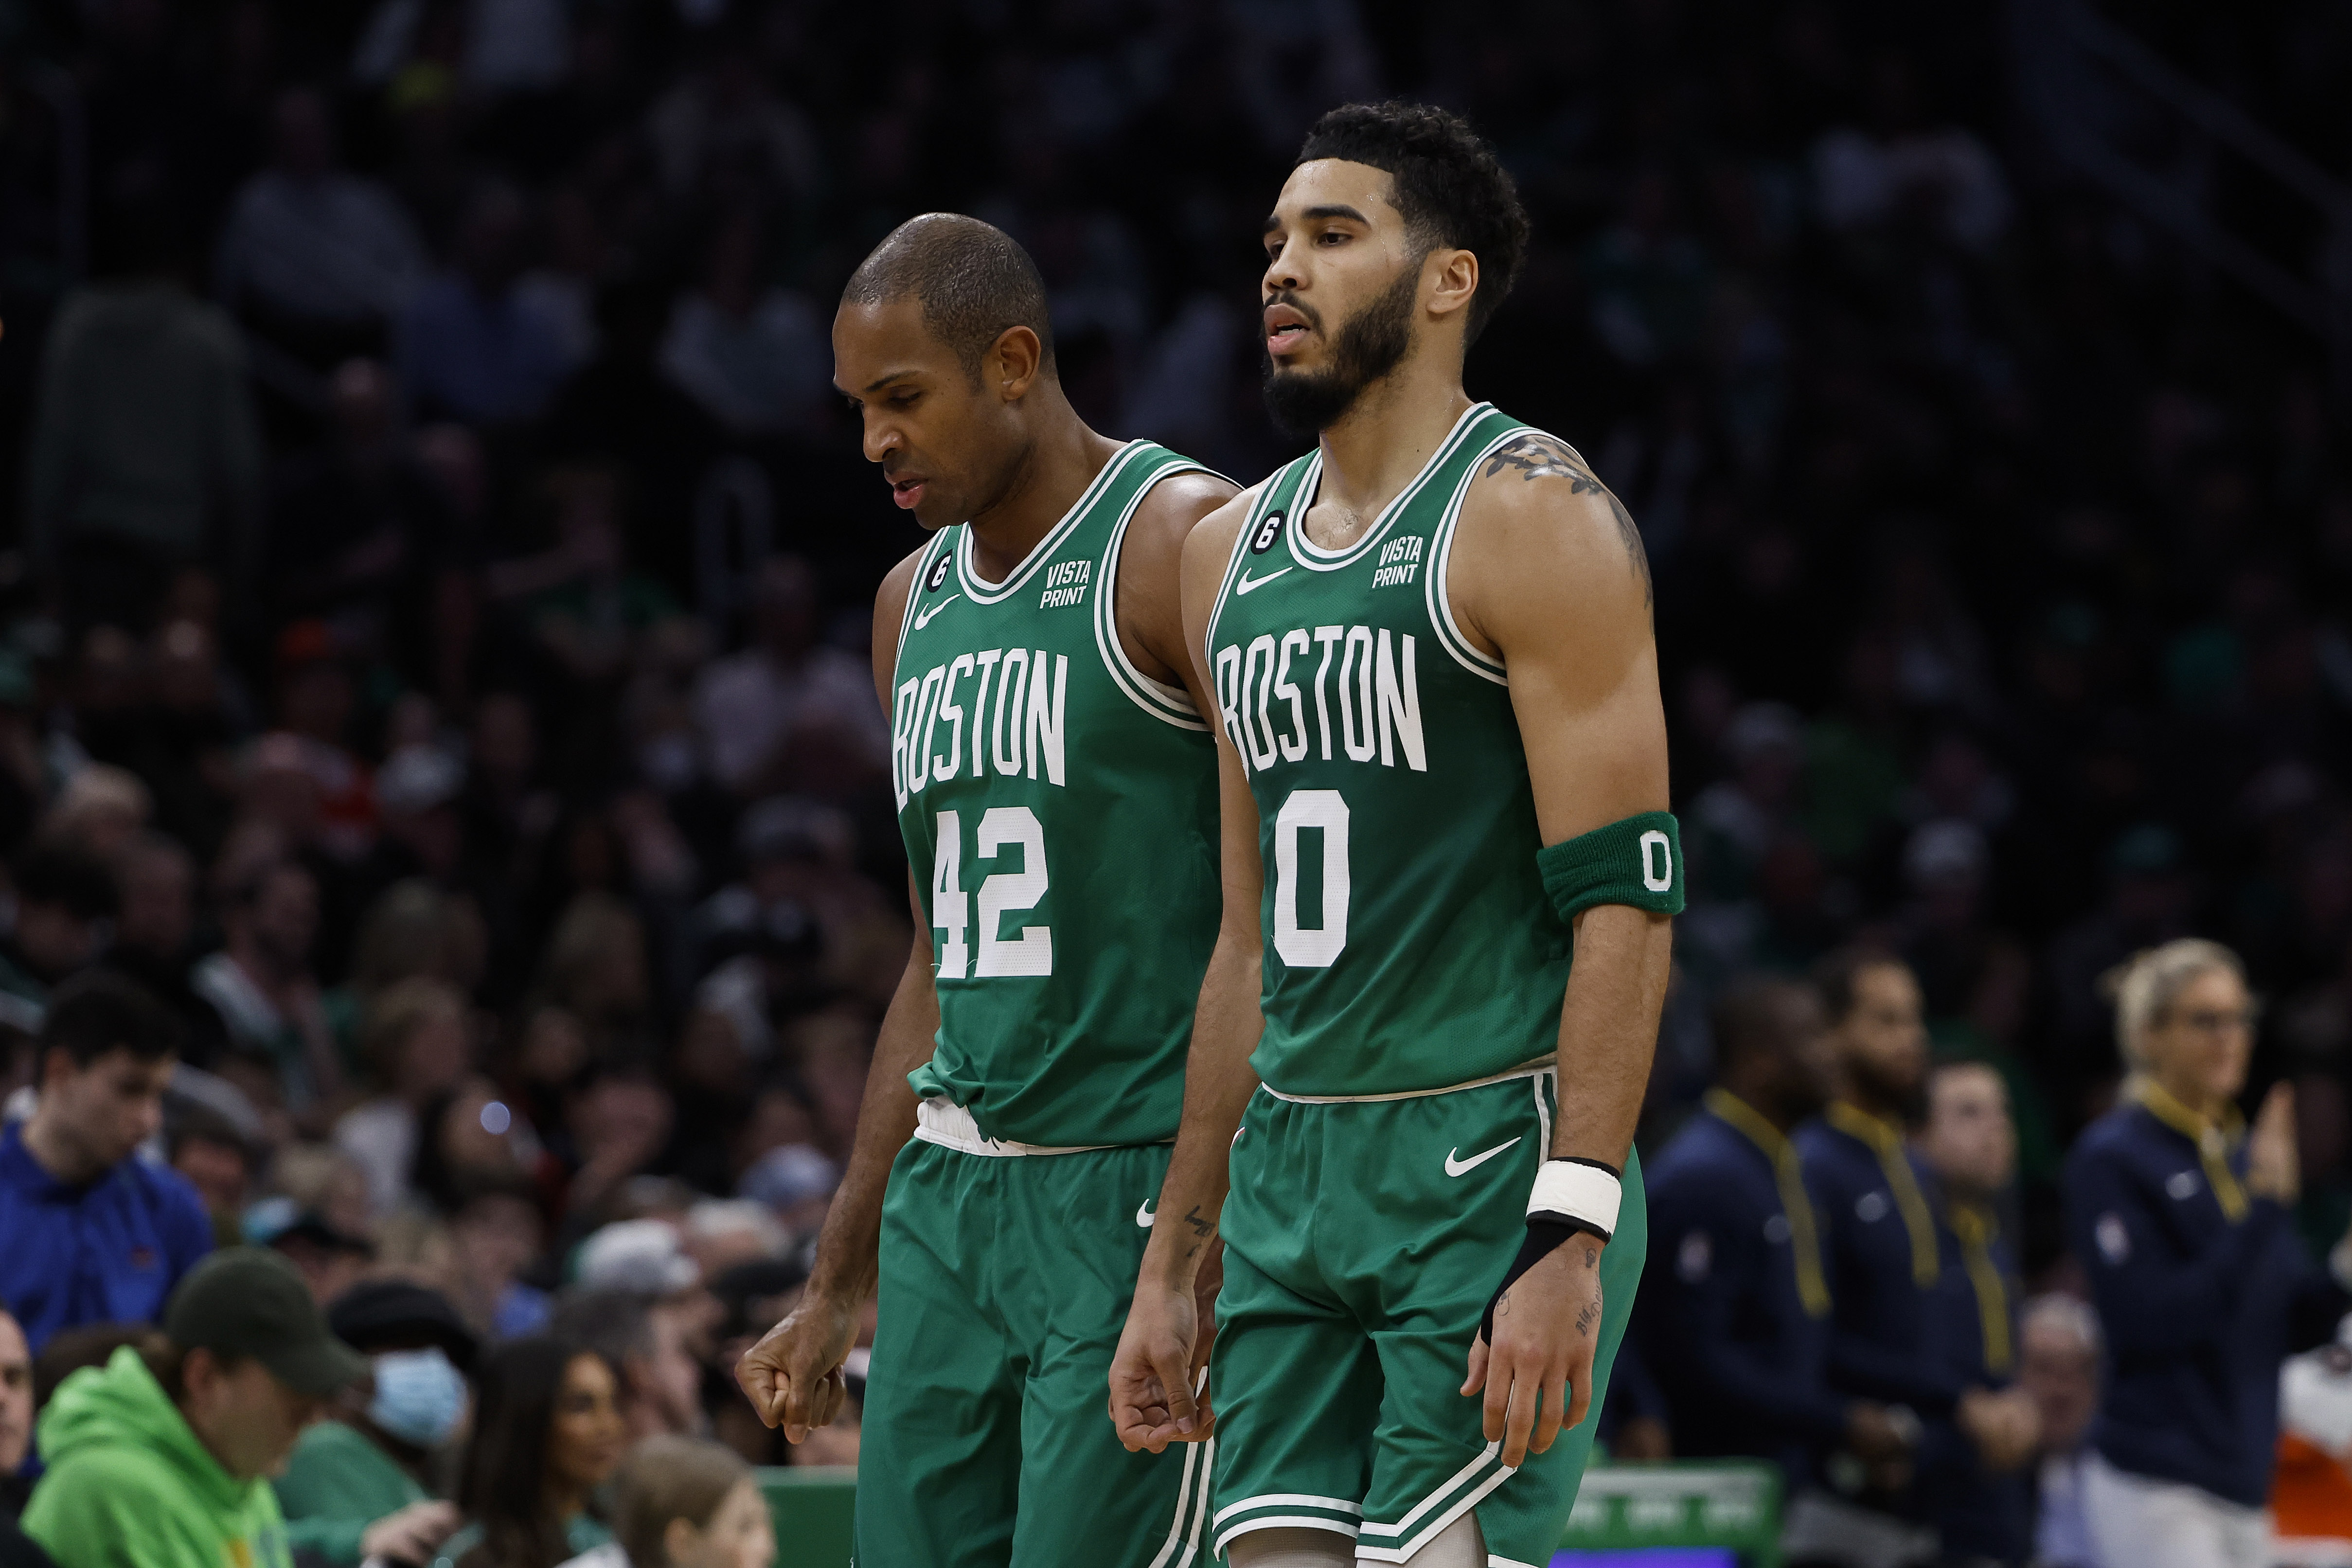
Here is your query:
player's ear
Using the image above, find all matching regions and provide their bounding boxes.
[1426,248,1479,325]
[988,325,1045,402]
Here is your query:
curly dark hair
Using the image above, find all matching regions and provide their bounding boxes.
[1298,101,1532,344]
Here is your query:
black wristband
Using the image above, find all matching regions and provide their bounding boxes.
[1479,1217,1609,1343]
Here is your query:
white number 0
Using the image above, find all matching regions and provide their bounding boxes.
[930,806,1052,980]
[1273,788,1350,968]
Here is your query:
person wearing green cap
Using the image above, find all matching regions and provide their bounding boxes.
[19,1246,369,1568]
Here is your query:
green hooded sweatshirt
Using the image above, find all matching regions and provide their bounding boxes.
[22,1345,294,1568]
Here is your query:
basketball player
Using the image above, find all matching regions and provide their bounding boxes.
[1107,104,1677,1568]
[734,214,1240,1566]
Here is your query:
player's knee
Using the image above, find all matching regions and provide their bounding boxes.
[1226,1526,1356,1567]
[1367,1510,1487,1568]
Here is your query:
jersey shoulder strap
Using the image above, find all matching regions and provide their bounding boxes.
[1204,451,1317,657]
[1092,442,1227,732]
[1422,410,1545,686]
[893,528,959,662]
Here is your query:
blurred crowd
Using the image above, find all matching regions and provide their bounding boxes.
[0,0,2348,1563]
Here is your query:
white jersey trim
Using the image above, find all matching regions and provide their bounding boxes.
[911,1097,1149,1157]
[955,440,1151,604]
[1211,1515,1361,1559]
[1355,1443,1516,1563]
[893,531,951,663]
[1202,463,1298,678]
[1425,423,1540,687]
[1256,1059,1556,1105]
[1143,1432,1215,1568]
[1094,458,1220,731]
[1286,402,1494,571]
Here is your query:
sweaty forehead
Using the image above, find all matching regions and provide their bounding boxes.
[1271,159,1404,229]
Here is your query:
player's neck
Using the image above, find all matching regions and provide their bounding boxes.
[1312,357,1474,537]
[21,1107,104,1186]
[964,392,1122,584]
[1838,1087,1904,1127]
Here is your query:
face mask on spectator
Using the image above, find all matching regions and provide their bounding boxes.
[368,1347,468,1447]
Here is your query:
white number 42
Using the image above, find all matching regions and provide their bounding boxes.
[929,807,1052,980]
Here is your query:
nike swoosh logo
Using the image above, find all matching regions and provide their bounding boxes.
[1234,568,1291,595]
[1136,1202,1156,1228]
[914,593,960,629]
[1444,1138,1521,1177]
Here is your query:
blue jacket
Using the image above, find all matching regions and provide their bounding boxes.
[1920,1194,2030,1564]
[0,1121,213,1353]
[2065,1101,2348,1508]
[1640,1105,1850,1482]
[1798,1110,1966,1417]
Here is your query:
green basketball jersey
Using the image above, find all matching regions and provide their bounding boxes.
[891,441,1221,1147]
[1205,403,1570,1097]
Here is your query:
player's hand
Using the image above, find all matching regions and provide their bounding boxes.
[1957,1387,2040,1473]
[735,1288,858,1442]
[2248,1082,2300,1203]
[1461,1232,1603,1468]
[1110,1274,1215,1453]
[360,1499,461,1566]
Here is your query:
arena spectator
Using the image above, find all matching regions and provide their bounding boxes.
[1798,948,1962,1553]
[249,1203,375,1308]
[1639,976,1914,1494]
[2067,939,2352,1568]
[107,836,208,1036]
[444,1170,555,1340]
[274,1280,473,1567]
[398,183,573,428]
[690,558,885,802]
[564,1433,774,1568]
[0,1301,29,1513]
[1917,1060,2040,1565]
[0,844,121,1009]
[23,200,263,631]
[165,1100,256,1239]
[2018,1295,2103,1568]
[439,1336,625,1568]
[193,857,342,1123]
[265,358,455,641]
[0,973,207,1353]
[214,86,428,361]
[0,1302,30,1568]
[19,1247,367,1568]
[336,977,473,1218]
[548,1285,705,1444]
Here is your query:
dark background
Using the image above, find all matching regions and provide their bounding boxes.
[5,0,2352,1282]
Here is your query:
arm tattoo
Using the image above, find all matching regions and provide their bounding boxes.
[1480,432,1653,607]
[1182,1206,1215,1240]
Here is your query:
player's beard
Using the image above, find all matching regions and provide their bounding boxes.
[1260,261,1420,440]
[1849,1052,1929,1123]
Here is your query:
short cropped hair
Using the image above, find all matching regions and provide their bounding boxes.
[1711,973,1816,1071]
[842,213,1056,380]
[1812,945,1907,1028]
[42,969,182,1068]
[1297,102,1531,343]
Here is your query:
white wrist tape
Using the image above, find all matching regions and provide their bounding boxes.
[1527,1158,1622,1239]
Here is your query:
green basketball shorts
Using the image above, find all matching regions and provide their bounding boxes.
[1207,1067,1646,1567]
[856,1105,1211,1568]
